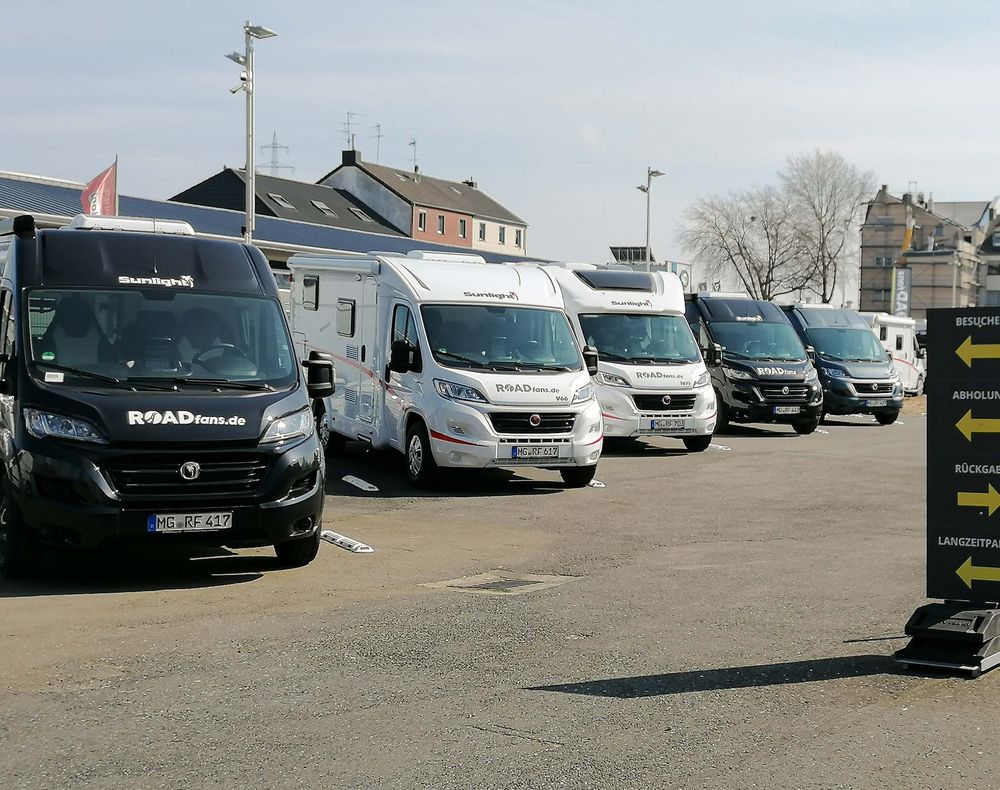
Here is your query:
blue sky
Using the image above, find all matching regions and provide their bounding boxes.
[2,0,994,261]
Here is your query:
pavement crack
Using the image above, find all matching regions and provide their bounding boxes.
[468,723,564,747]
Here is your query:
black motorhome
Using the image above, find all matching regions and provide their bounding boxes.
[782,304,902,424]
[0,215,334,577]
[685,293,822,434]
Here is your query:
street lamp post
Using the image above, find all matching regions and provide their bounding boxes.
[226,21,277,245]
[636,167,664,272]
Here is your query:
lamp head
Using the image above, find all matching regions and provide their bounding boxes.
[245,24,277,39]
[636,185,649,193]
[649,169,665,178]
[225,51,246,65]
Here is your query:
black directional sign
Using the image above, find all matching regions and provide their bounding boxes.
[927,308,1000,601]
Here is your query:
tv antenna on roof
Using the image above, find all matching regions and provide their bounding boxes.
[409,137,418,173]
[343,111,363,150]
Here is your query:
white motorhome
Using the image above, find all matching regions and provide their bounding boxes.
[287,251,603,487]
[534,264,716,451]
[860,312,927,395]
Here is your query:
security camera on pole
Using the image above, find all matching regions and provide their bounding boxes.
[636,167,664,273]
[226,21,277,245]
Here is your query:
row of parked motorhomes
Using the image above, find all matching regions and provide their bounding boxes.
[0,214,924,576]
[286,249,925,487]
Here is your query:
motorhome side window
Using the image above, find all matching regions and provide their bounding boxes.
[895,334,903,351]
[879,326,888,341]
[0,290,13,384]
[336,299,355,337]
[303,276,319,311]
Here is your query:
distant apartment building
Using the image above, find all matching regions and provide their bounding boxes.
[859,185,996,320]
[319,151,528,255]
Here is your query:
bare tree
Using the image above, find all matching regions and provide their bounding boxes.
[780,150,876,303]
[680,186,809,300]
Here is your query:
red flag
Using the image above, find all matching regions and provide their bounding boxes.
[80,161,118,215]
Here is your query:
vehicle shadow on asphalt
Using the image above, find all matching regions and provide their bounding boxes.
[821,418,881,428]
[527,654,901,698]
[0,546,274,598]
[599,439,692,458]
[325,445,569,498]
[716,425,799,438]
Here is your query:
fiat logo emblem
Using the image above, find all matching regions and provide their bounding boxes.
[180,461,201,481]
[781,386,789,395]
[529,414,542,427]
[661,395,672,405]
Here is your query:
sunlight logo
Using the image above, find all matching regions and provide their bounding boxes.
[118,275,195,288]
[463,290,518,300]
[610,299,653,308]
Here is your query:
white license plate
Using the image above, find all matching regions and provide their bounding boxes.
[651,419,686,430]
[147,512,233,533]
[773,406,801,415]
[866,399,888,407]
[511,446,560,459]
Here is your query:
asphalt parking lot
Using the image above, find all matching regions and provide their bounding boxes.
[5,401,996,790]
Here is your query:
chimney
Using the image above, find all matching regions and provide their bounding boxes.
[342,149,360,166]
[902,192,913,205]
[928,192,935,214]
[462,178,478,189]
[917,191,925,207]
[414,164,419,174]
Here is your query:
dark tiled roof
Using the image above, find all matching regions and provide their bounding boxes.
[321,156,526,225]
[171,169,405,235]
[0,172,539,264]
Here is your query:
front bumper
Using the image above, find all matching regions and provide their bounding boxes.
[425,399,603,470]
[822,379,903,415]
[11,433,325,550]
[598,385,716,438]
[723,379,824,424]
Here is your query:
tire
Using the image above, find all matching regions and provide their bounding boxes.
[875,410,899,426]
[714,392,730,432]
[274,530,320,568]
[914,376,924,397]
[792,418,819,435]
[405,420,439,488]
[819,409,828,425]
[683,435,712,453]
[560,465,597,488]
[0,482,40,579]
[314,404,346,457]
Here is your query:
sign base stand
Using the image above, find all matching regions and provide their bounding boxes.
[895,602,1000,678]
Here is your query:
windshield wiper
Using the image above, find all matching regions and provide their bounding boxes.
[433,350,490,368]
[595,351,631,362]
[127,376,275,392]
[33,361,121,385]
[516,363,573,372]
[820,353,845,361]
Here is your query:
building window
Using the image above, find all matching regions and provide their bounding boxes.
[417,211,426,232]
[479,222,486,241]
[874,256,894,267]
[987,292,1000,306]
[349,207,373,222]
[873,289,889,303]
[303,276,319,311]
[515,229,522,248]
[437,215,445,235]
[459,219,467,238]
[499,226,506,245]
[311,200,338,217]
[992,232,1000,247]
[989,263,1000,276]
[268,193,296,210]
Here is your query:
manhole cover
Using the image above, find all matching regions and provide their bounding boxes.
[423,571,576,596]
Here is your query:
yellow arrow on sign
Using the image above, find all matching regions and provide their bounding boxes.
[957,484,1000,516]
[956,410,1000,441]
[957,557,1000,589]
[957,336,1000,367]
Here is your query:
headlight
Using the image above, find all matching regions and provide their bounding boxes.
[261,407,313,444]
[722,366,752,381]
[693,370,710,388]
[434,379,488,403]
[25,409,107,444]
[596,371,630,387]
[804,367,819,383]
[572,383,595,403]
[820,366,847,378]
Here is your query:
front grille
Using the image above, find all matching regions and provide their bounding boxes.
[488,412,576,434]
[758,384,810,403]
[852,381,892,395]
[104,453,267,500]
[633,393,697,412]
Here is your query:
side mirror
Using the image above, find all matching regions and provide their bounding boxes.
[917,347,927,359]
[303,350,335,400]
[706,343,723,367]
[583,345,599,377]
[805,345,816,363]
[388,340,411,374]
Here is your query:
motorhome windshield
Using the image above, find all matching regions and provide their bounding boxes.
[805,327,888,363]
[710,321,807,362]
[421,304,581,371]
[579,313,700,364]
[26,289,295,388]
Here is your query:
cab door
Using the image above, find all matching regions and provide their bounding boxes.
[383,301,424,450]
